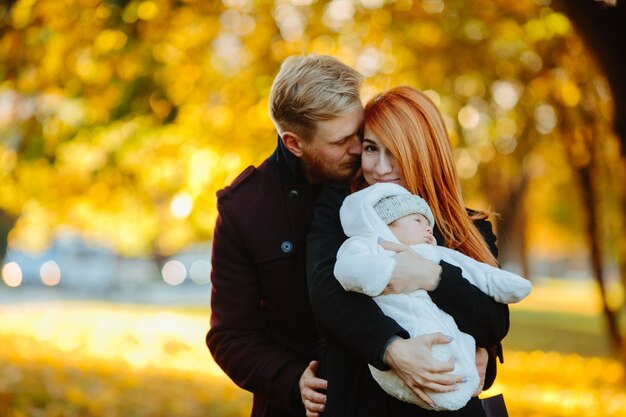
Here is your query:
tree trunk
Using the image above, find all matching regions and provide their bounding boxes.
[0,209,17,263]
[500,186,530,278]
[484,168,530,277]
[578,163,621,349]
[618,155,626,362]
[563,129,622,351]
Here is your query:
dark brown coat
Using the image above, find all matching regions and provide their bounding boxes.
[206,143,322,417]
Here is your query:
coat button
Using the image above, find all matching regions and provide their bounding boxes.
[287,189,299,201]
[280,241,293,253]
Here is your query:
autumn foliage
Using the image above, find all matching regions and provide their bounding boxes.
[1,0,620,261]
[1,1,626,415]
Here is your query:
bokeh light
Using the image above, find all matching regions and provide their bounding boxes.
[458,105,481,130]
[274,3,306,41]
[455,148,479,179]
[492,81,520,110]
[161,260,186,285]
[535,103,558,134]
[40,260,61,286]
[324,0,355,29]
[1,262,23,288]
[170,192,194,219]
[189,260,211,285]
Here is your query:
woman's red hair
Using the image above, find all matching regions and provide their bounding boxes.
[361,86,498,266]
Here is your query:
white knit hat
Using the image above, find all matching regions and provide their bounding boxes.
[373,194,435,227]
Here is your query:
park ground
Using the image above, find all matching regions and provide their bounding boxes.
[0,278,624,417]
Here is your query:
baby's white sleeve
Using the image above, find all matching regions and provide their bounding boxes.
[438,247,532,303]
[410,244,443,264]
[334,237,396,297]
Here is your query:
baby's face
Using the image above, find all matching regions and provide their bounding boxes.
[388,213,434,246]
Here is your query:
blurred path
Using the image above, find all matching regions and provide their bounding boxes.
[0,283,211,306]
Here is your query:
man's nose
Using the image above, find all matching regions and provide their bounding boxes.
[348,136,361,155]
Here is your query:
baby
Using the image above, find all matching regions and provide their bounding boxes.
[334,182,531,411]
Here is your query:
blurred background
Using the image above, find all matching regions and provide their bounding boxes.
[1,0,626,416]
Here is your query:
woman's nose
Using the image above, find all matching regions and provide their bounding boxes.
[376,154,392,174]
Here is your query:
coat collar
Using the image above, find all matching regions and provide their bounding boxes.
[268,134,308,185]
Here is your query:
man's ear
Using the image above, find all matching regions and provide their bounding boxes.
[281,131,305,157]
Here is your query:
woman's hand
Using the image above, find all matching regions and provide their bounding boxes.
[379,241,442,294]
[472,347,488,397]
[299,360,327,417]
[383,333,463,407]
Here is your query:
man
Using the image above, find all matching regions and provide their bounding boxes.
[207,55,499,417]
[206,55,363,417]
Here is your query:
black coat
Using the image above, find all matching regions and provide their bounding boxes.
[207,141,322,417]
[306,183,510,417]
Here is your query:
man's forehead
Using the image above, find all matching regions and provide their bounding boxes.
[316,116,363,142]
[318,127,359,143]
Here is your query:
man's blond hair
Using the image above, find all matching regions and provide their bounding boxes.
[269,54,363,140]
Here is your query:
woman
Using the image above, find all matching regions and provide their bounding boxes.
[306,86,509,417]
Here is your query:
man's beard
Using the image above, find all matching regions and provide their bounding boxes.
[300,152,360,184]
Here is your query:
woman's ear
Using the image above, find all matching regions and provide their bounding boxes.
[281,132,305,157]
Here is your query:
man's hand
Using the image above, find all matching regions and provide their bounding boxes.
[472,347,488,397]
[379,241,442,294]
[299,361,327,417]
[383,333,463,407]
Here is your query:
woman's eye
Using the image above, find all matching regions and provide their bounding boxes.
[364,145,377,152]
